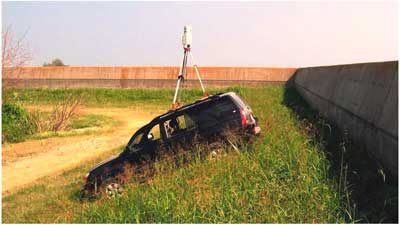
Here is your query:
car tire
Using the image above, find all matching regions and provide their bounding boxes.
[102,178,124,198]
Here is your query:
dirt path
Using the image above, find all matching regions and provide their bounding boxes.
[2,107,161,196]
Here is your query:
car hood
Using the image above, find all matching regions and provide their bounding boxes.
[89,154,122,174]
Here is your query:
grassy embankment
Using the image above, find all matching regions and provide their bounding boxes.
[2,86,396,223]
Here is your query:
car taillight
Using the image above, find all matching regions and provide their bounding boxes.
[240,109,248,127]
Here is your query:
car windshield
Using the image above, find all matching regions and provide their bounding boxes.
[127,120,159,149]
[131,132,144,145]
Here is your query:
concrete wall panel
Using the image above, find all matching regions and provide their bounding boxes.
[2,66,296,88]
[294,61,398,176]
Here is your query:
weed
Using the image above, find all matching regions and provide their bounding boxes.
[2,102,33,143]
[27,109,47,133]
[49,92,82,131]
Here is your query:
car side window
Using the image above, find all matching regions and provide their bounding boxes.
[164,114,194,138]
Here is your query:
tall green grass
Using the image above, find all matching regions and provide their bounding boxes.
[2,86,395,223]
[75,86,348,223]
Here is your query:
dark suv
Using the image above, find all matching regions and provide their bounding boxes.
[82,92,260,196]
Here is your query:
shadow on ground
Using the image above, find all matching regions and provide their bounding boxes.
[282,87,398,223]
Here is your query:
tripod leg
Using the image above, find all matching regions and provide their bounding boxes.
[172,78,181,105]
[189,52,207,96]
[172,54,184,105]
[172,50,189,108]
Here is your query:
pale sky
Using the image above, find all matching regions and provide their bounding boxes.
[2,1,398,67]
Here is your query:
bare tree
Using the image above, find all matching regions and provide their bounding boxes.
[2,25,33,76]
[50,93,82,132]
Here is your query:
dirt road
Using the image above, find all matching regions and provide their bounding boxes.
[2,107,161,195]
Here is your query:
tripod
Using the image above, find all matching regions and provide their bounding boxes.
[171,34,208,110]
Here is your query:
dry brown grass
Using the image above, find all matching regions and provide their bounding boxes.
[24,93,83,133]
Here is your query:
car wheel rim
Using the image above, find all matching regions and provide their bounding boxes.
[105,182,123,198]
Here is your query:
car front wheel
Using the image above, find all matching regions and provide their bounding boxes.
[102,178,124,198]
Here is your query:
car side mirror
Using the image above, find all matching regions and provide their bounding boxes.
[147,133,154,140]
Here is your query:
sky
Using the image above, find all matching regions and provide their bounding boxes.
[2,1,398,67]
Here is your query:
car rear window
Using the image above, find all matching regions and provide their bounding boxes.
[214,96,237,112]
[186,97,238,129]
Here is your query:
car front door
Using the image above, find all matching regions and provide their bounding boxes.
[128,122,166,164]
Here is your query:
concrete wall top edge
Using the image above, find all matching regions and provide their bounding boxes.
[3,66,297,69]
[299,61,398,70]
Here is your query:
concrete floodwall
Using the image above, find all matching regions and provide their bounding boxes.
[2,66,296,88]
[294,61,398,177]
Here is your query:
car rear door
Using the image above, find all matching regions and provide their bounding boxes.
[162,113,197,151]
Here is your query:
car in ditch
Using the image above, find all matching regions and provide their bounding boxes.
[82,92,261,197]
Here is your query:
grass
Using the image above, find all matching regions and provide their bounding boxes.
[2,86,397,223]
[28,113,117,141]
[2,146,124,223]
[68,114,116,130]
[76,86,347,223]
[2,108,116,143]
[3,87,205,108]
